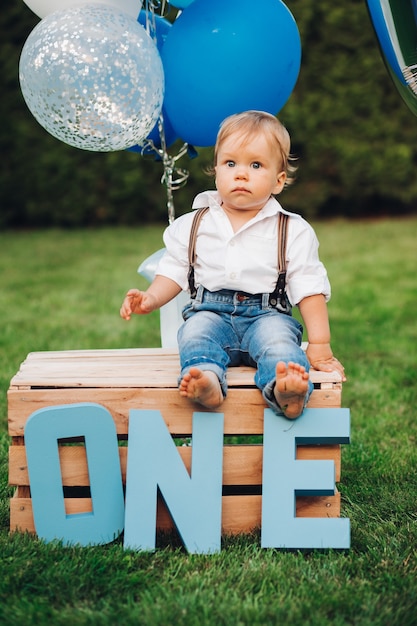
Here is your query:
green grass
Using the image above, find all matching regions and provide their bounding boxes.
[1,218,417,625]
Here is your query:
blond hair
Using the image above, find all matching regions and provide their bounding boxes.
[212,110,297,187]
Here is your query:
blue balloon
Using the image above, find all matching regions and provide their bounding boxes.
[138,10,171,51]
[170,0,196,8]
[366,0,417,116]
[161,0,301,147]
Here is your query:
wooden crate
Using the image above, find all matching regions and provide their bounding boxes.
[8,348,344,536]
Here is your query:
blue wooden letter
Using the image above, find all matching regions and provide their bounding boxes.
[25,403,124,546]
[124,410,224,554]
[261,408,350,549]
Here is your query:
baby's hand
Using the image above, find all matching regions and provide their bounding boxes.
[120,289,146,320]
[306,343,346,382]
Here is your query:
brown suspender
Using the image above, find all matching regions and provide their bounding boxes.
[272,210,290,311]
[187,207,291,313]
[277,209,288,276]
[187,206,210,299]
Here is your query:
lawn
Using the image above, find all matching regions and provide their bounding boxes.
[0,218,416,625]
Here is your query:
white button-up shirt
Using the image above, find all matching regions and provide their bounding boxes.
[156,191,330,306]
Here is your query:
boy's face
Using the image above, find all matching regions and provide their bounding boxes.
[214,131,286,217]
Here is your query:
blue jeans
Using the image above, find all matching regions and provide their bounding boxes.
[177,286,313,415]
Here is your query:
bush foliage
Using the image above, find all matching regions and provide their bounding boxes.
[2,0,417,227]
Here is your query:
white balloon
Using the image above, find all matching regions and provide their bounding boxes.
[158,292,189,349]
[23,0,143,20]
[138,248,165,282]
[19,4,164,152]
[138,249,188,349]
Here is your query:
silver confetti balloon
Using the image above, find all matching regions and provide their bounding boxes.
[19,3,164,151]
[22,0,144,20]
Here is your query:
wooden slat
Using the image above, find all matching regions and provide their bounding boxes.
[158,492,341,532]
[9,349,342,390]
[306,388,341,407]
[9,443,341,487]
[9,491,341,536]
[7,386,341,437]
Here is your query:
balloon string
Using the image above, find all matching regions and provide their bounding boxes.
[137,128,190,226]
[141,0,189,224]
[157,116,189,224]
[147,0,169,16]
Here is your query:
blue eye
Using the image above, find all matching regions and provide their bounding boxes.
[252,162,261,169]
[226,160,235,167]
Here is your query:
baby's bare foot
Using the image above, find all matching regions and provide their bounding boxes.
[274,361,309,419]
[179,367,223,409]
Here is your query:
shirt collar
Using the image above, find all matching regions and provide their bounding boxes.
[192,190,222,209]
[192,190,286,218]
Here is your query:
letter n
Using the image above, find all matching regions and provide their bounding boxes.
[124,410,224,554]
